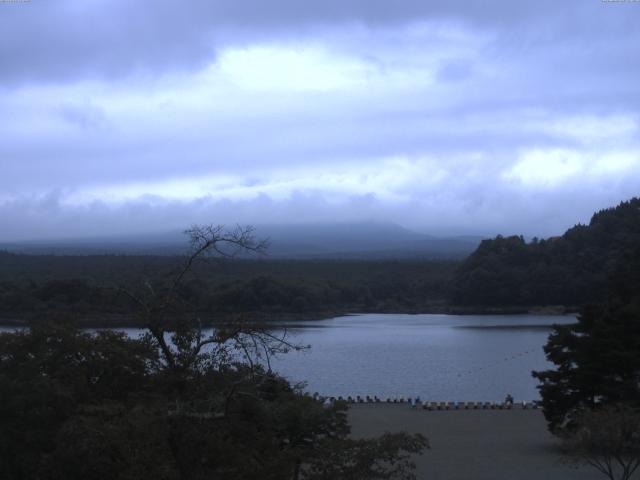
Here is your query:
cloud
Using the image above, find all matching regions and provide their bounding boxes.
[3,172,640,243]
[2,146,639,242]
[1,0,637,85]
[1,1,639,241]
[503,148,637,186]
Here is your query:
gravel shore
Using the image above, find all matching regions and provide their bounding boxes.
[348,404,603,480]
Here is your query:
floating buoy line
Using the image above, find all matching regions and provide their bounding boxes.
[456,347,540,378]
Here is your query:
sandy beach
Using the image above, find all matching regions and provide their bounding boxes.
[348,404,604,480]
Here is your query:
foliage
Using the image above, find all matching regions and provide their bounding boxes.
[532,303,640,432]
[532,235,640,433]
[304,432,428,480]
[527,202,640,480]
[561,404,640,480]
[0,321,158,479]
[0,225,427,480]
[451,197,640,307]
[0,254,455,323]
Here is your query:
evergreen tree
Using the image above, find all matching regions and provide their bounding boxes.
[532,243,640,432]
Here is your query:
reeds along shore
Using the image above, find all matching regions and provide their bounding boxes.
[312,394,541,410]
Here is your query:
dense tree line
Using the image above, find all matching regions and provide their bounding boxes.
[450,198,640,307]
[0,255,454,324]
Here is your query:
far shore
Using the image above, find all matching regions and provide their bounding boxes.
[0,305,577,329]
[348,404,600,480]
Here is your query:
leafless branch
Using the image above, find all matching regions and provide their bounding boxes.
[117,224,309,385]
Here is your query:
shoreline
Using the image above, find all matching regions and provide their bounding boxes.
[0,305,577,329]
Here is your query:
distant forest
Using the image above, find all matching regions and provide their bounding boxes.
[0,255,456,325]
[1,197,638,325]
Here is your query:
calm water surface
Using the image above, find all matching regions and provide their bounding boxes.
[0,313,576,402]
[268,313,576,402]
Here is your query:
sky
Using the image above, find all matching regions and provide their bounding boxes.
[1,0,639,241]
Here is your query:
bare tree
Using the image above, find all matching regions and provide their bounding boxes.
[119,224,301,378]
[561,404,640,480]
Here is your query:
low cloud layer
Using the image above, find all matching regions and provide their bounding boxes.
[1,0,639,241]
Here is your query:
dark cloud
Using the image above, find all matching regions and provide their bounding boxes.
[1,0,637,85]
[1,0,639,241]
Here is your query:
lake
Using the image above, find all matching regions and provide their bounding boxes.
[0,313,576,402]
[268,313,576,402]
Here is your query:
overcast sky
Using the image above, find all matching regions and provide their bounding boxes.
[1,0,639,241]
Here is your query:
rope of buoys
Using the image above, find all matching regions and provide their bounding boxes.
[456,348,539,378]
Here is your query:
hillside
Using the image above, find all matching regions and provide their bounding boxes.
[450,197,640,307]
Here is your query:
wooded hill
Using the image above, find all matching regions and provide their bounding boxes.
[450,197,640,307]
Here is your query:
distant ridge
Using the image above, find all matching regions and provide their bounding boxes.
[0,222,483,260]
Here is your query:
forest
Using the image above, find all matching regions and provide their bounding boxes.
[450,197,640,307]
[0,255,455,326]
[1,197,639,326]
